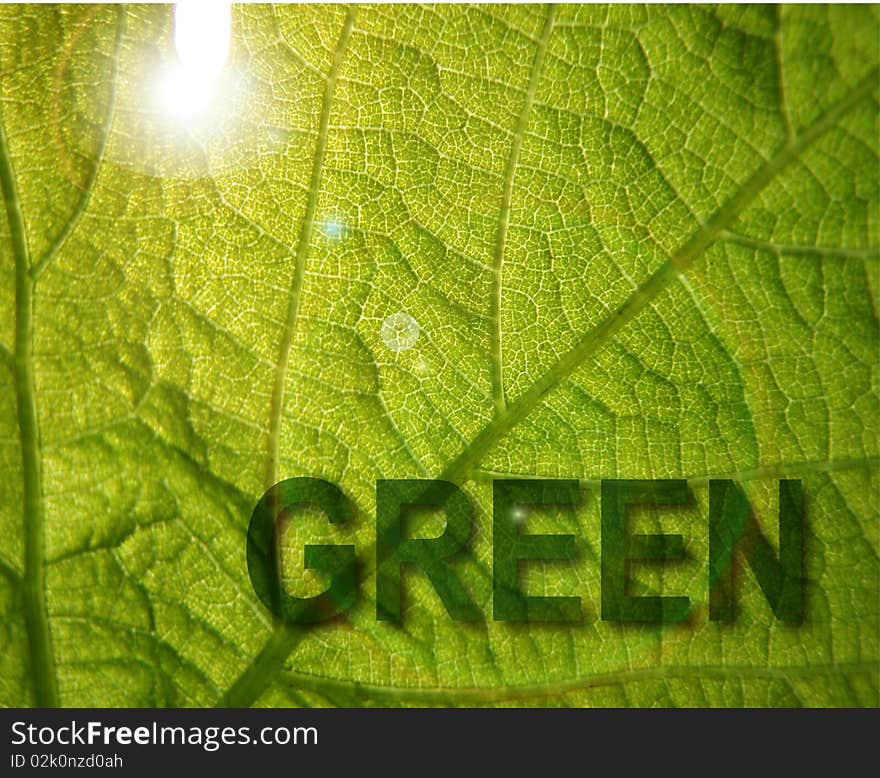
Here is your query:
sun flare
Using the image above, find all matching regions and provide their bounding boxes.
[157,1,232,121]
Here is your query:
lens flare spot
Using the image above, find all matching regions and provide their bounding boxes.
[321,216,346,240]
[381,312,420,353]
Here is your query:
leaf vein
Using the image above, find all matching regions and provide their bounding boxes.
[490,4,556,414]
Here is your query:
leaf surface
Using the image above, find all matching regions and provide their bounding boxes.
[0,3,877,707]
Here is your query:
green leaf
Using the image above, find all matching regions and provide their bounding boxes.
[0,3,877,708]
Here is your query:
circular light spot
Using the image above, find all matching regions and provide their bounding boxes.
[321,217,346,240]
[510,506,528,526]
[413,355,430,375]
[381,312,420,352]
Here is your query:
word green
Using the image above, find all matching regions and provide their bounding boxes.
[246,478,803,625]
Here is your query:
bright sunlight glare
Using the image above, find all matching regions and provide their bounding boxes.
[158,1,232,121]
